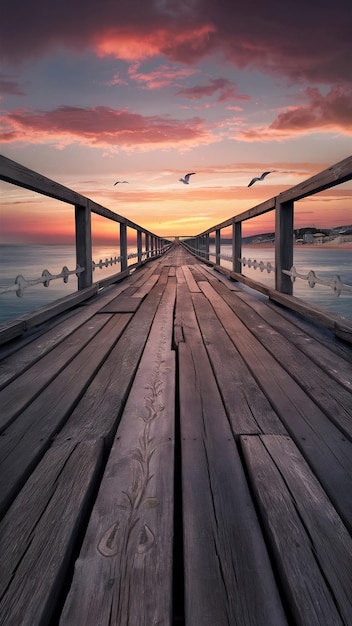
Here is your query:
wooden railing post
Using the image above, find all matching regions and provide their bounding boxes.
[275,197,294,294]
[204,234,209,260]
[120,222,128,271]
[137,229,142,264]
[75,201,92,290]
[145,234,150,258]
[215,229,221,265]
[232,220,242,273]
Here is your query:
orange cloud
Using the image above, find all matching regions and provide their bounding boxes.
[0,105,217,150]
[94,24,216,62]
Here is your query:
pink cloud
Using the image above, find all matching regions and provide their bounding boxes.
[270,87,352,131]
[177,78,250,102]
[0,104,217,149]
[127,62,198,89]
[237,87,352,141]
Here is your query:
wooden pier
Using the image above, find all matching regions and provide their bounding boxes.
[1,244,352,625]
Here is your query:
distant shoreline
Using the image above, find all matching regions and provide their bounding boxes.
[243,242,352,250]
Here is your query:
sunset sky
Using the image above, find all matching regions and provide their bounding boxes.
[1,0,351,244]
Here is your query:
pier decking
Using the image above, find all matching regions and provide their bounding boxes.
[0,244,352,625]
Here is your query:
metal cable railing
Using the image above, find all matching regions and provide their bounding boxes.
[183,241,352,299]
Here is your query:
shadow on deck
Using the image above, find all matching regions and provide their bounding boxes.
[0,245,352,625]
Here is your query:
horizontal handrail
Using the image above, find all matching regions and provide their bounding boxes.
[195,156,352,237]
[0,155,158,236]
[183,155,352,306]
[0,154,173,299]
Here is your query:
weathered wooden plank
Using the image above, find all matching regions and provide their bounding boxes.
[196,262,240,289]
[241,434,352,625]
[208,280,352,438]
[198,280,352,533]
[176,266,186,284]
[177,286,287,625]
[0,314,112,432]
[0,439,104,626]
[131,273,160,297]
[181,264,201,292]
[187,264,207,282]
[279,155,352,203]
[191,291,288,436]
[0,154,90,206]
[55,272,169,445]
[99,295,143,313]
[265,298,352,361]
[0,318,25,345]
[0,314,131,517]
[60,280,176,626]
[126,262,159,288]
[0,279,137,368]
[335,319,352,344]
[269,289,351,336]
[235,289,352,391]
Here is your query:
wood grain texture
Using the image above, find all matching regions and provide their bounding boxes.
[181,264,201,292]
[56,275,168,445]
[196,262,241,290]
[177,284,287,626]
[0,314,111,432]
[191,291,287,436]
[99,295,143,312]
[0,245,351,625]
[0,439,104,626]
[60,281,176,625]
[209,279,352,438]
[241,434,352,625]
[0,314,130,517]
[235,288,352,391]
[198,280,352,525]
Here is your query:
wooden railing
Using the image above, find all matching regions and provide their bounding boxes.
[0,155,172,293]
[182,156,352,306]
[1,154,351,341]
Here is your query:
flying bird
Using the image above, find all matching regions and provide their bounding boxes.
[179,173,196,184]
[114,180,129,185]
[247,171,274,187]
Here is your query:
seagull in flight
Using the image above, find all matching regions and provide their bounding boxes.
[179,173,196,184]
[114,180,129,185]
[247,171,274,187]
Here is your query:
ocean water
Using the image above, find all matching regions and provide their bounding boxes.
[0,244,351,324]
[0,243,138,324]
[214,244,352,321]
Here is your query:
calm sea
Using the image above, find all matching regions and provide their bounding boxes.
[212,244,352,321]
[0,243,138,324]
[0,243,351,323]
